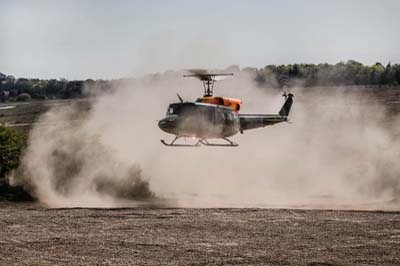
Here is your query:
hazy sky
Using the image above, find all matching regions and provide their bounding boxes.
[1,0,400,79]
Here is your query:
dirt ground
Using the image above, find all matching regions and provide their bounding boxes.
[1,203,399,266]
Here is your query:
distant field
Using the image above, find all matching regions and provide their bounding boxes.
[0,101,49,124]
[0,99,90,134]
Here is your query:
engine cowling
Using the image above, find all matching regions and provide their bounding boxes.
[196,96,241,112]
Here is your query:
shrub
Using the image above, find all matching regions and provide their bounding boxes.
[16,93,31,102]
[0,125,26,176]
[0,126,31,201]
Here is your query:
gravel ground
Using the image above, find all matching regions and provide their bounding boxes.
[1,203,400,266]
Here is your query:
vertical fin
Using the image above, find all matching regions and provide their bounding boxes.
[279,93,294,116]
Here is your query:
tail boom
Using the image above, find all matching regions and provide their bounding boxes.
[239,93,293,132]
[239,114,287,131]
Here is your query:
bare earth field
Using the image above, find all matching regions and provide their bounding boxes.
[1,203,400,266]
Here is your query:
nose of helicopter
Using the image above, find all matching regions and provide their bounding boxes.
[158,116,177,133]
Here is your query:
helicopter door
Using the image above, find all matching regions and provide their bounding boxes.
[214,107,223,124]
[204,106,215,125]
[227,112,234,127]
[194,105,215,130]
[214,107,227,135]
[210,107,215,125]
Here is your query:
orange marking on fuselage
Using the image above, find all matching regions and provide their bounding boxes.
[196,96,242,112]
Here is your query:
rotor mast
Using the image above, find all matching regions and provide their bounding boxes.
[202,78,214,97]
[183,73,233,97]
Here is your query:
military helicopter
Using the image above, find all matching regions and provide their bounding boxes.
[158,70,293,147]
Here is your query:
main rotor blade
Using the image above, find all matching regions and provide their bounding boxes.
[183,69,234,81]
[213,75,233,81]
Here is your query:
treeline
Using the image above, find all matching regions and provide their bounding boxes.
[1,60,400,102]
[0,73,112,102]
[252,60,400,88]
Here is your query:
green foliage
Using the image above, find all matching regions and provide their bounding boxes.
[0,125,26,177]
[0,126,32,201]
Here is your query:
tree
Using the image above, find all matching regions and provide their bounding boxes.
[1,75,15,91]
[383,63,396,85]
[394,64,400,84]
[370,62,385,85]
[15,78,31,94]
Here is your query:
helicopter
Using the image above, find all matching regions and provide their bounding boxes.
[158,70,294,147]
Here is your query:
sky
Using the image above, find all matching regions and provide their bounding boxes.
[1,0,400,79]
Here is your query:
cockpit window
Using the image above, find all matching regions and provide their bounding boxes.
[166,103,194,116]
[168,106,175,115]
[166,104,179,115]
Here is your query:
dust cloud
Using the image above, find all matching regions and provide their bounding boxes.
[11,70,400,209]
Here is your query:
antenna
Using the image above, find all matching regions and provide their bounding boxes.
[177,93,183,103]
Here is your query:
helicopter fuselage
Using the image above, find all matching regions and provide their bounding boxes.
[158,102,240,139]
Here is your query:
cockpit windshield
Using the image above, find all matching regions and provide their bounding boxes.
[166,103,179,116]
[166,103,193,116]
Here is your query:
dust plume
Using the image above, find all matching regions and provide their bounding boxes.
[11,70,400,209]
[10,99,155,207]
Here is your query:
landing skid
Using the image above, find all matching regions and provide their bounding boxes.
[160,136,201,147]
[160,136,238,147]
[160,139,201,147]
[200,138,238,147]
